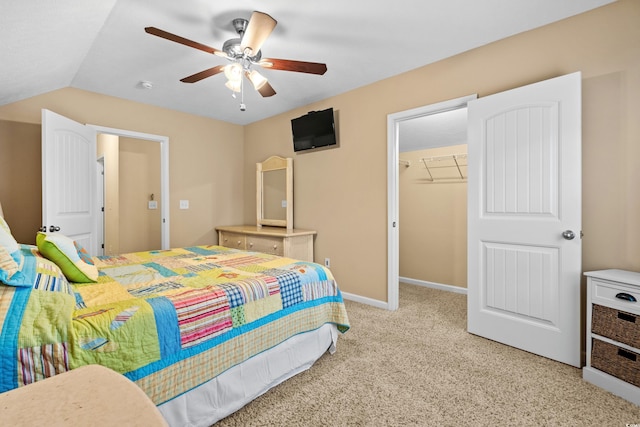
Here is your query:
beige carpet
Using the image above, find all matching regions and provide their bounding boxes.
[217,283,640,426]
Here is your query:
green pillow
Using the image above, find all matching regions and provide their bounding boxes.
[36,232,98,283]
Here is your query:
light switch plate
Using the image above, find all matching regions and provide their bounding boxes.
[148,201,158,210]
[179,200,189,209]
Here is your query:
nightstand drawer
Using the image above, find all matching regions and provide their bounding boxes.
[592,304,640,348]
[219,232,246,249]
[592,279,640,314]
[247,235,284,256]
[591,339,640,388]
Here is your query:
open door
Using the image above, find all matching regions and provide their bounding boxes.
[42,109,98,255]
[467,72,582,367]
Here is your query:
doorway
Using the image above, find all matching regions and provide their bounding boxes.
[398,108,469,293]
[89,125,170,253]
[387,95,477,310]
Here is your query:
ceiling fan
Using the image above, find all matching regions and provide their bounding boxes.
[145,11,327,109]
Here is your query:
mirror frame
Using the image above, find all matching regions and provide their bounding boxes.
[257,156,293,229]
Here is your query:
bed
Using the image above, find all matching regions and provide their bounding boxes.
[0,215,349,426]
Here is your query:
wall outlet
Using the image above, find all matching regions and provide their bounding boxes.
[324,258,330,268]
[179,200,189,209]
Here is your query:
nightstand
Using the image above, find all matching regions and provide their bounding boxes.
[583,269,640,406]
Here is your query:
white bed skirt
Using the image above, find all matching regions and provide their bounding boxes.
[158,323,339,427]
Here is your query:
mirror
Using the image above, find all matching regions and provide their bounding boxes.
[257,156,293,229]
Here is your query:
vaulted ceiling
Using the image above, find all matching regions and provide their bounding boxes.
[0,0,614,125]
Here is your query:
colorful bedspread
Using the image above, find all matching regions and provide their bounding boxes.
[0,245,349,404]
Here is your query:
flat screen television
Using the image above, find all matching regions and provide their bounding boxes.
[291,108,337,152]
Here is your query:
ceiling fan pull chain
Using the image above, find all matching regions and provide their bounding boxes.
[240,72,246,111]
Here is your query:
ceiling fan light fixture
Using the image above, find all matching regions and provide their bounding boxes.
[224,62,243,81]
[225,79,242,92]
[248,70,268,90]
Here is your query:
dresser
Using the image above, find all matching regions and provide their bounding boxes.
[583,269,640,406]
[216,225,316,262]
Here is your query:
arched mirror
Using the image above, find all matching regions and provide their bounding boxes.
[257,156,293,229]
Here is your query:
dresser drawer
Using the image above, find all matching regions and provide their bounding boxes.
[246,235,284,256]
[591,339,640,388]
[592,304,640,348]
[219,232,246,249]
[592,279,640,314]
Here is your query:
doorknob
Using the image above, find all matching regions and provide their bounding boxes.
[49,225,61,232]
[562,230,575,240]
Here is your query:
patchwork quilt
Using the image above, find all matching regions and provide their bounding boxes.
[0,245,349,404]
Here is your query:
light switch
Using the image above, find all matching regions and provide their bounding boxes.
[148,201,158,210]
[179,200,189,209]
[281,200,287,208]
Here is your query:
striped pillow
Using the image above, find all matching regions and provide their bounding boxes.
[0,217,30,287]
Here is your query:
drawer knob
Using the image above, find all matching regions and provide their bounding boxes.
[615,292,637,302]
[273,245,278,250]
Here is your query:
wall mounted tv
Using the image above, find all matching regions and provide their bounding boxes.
[291,108,337,152]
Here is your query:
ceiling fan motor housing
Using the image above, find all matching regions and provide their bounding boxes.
[224,18,262,62]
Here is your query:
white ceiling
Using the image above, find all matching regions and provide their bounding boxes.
[399,107,468,152]
[0,0,614,125]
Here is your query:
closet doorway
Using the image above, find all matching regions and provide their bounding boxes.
[387,95,477,310]
[398,107,469,292]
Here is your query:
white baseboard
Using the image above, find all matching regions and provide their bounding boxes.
[341,278,466,310]
[340,292,389,309]
[399,276,467,295]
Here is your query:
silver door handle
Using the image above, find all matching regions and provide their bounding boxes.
[562,230,575,240]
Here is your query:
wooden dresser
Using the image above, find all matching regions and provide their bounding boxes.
[216,225,316,262]
[583,269,640,406]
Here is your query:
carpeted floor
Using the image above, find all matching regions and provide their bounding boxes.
[216,283,640,426]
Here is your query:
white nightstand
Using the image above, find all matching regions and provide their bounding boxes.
[583,269,640,406]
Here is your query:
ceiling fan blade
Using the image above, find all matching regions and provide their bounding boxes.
[180,65,226,83]
[240,11,277,56]
[145,27,226,57]
[258,58,327,75]
[245,70,276,97]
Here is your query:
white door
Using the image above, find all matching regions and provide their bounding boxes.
[467,72,582,367]
[42,109,98,255]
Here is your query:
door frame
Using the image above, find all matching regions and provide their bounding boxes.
[387,94,477,310]
[96,156,105,256]
[88,125,170,250]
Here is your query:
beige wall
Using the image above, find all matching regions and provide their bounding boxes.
[0,88,245,249]
[0,120,41,244]
[118,137,162,253]
[244,0,640,302]
[399,145,467,288]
